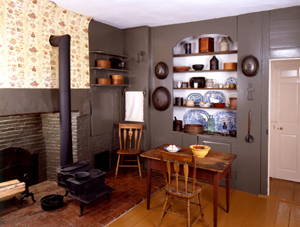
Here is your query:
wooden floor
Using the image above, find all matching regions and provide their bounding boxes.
[108,178,300,227]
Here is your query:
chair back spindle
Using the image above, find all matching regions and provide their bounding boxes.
[157,149,196,195]
[119,123,143,150]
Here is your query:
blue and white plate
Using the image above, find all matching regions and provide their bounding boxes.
[214,110,237,133]
[164,146,181,153]
[203,91,225,103]
[225,77,237,85]
[184,109,210,130]
[187,93,203,106]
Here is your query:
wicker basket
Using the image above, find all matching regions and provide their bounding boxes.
[190,145,211,158]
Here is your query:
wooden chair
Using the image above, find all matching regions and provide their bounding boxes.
[115,123,143,178]
[157,149,204,227]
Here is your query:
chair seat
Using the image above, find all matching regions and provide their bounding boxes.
[165,179,202,198]
[117,149,141,155]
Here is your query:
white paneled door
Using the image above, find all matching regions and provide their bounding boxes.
[270,59,300,182]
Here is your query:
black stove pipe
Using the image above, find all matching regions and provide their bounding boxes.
[49,35,73,166]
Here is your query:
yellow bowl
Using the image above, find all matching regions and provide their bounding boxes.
[190,145,211,158]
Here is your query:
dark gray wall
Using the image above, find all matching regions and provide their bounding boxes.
[123,26,151,153]
[149,6,300,195]
[0,89,89,116]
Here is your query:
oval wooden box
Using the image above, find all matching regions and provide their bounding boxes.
[183,124,203,134]
[96,60,111,68]
[224,62,237,70]
[97,78,111,85]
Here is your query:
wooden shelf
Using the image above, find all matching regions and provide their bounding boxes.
[172,130,237,139]
[173,50,237,57]
[90,50,130,59]
[173,105,237,111]
[90,84,130,88]
[173,69,236,73]
[90,67,130,73]
[173,88,237,90]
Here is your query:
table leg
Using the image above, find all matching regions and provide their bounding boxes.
[213,173,219,227]
[146,159,152,210]
[226,169,230,213]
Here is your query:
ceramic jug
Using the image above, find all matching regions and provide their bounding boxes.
[219,37,229,51]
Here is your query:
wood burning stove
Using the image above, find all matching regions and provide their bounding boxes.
[57,161,114,217]
[50,35,114,217]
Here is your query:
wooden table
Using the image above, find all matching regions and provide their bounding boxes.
[140,144,237,227]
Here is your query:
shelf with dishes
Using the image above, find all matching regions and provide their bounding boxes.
[174,88,237,90]
[173,105,237,111]
[172,34,238,137]
[173,69,236,73]
[173,108,237,137]
[173,50,238,57]
[89,50,131,86]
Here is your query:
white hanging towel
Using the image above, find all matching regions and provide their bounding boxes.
[125,91,144,122]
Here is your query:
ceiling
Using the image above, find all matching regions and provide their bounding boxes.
[50,0,300,29]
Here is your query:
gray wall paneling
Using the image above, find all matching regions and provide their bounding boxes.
[123,26,151,153]
[237,12,263,194]
[89,20,124,136]
[269,7,300,58]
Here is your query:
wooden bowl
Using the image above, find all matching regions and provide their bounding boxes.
[173,66,190,72]
[213,103,225,108]
[190,145,211,158]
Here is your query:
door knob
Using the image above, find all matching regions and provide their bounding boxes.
[280,127,283,130]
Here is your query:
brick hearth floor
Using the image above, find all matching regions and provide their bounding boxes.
[0,168,165,227]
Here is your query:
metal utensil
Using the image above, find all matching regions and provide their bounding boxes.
[245,110,254,142]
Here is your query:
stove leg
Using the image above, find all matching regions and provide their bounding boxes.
[65,190,69,196]
[107,193,110,200]
[79,202,85,217]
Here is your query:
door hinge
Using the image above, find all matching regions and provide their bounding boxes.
[266,129,268,135]
[235,171,237,181]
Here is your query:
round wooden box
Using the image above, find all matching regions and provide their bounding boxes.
[183,124,203,134]
[96,60,111,68]
[97,78,111,85]
[224,62,237,70]
[112,79,123,85]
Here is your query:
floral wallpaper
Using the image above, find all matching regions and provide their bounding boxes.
[0,0,91,88]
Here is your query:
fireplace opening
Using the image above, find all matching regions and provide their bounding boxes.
[94,151,110,172]
[0,147,39,186]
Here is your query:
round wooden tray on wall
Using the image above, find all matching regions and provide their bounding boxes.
[155,62,169,79]
[152,86,171,111]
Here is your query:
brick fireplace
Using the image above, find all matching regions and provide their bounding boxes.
[0,111,88,182]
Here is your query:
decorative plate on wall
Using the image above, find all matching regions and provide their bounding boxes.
[225,77,237,85]
[184,109,209,130]
[203,91,225,103]
[155,62,169,79]
[214,110,237,133]
[186,93,203,106]
[152,86,171,111]
[241,55,259,77]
